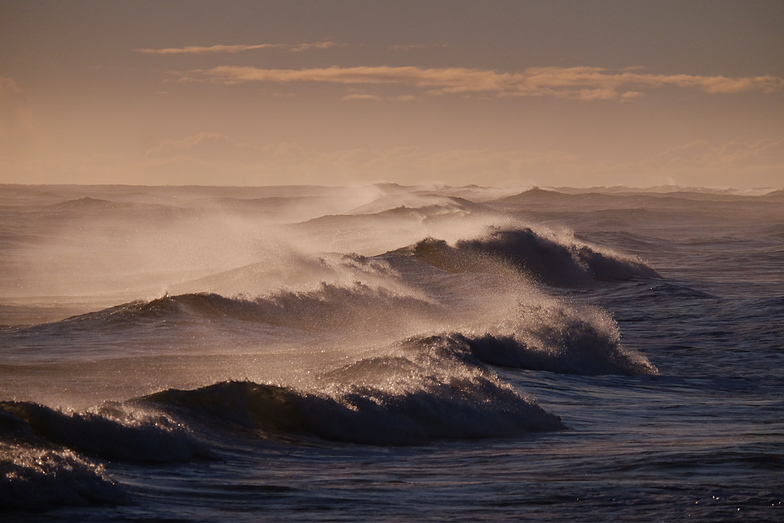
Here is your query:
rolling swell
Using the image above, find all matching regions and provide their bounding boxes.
[404,227,659,287]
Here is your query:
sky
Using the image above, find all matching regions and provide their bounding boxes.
[2,0,784,188]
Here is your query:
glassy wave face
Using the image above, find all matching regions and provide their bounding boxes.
[1,184,782,520]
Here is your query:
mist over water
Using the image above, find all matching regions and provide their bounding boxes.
[1,184,782,520]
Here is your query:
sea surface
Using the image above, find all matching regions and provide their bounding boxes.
[0,183,782,521]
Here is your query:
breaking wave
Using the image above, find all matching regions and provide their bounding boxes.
[0,328,570,467]
[402,227,659,287]
[0,358,565,506]
[26,281,445,335]
[140,333,568,445]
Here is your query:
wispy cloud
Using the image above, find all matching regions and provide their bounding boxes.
[289,41,344,52]
[137,44,282,55]
[388,44,449,52]
[176,65,784,100]
[342,93,415,102]
[137,42,342,55]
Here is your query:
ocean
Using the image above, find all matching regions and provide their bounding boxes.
[1,183,782,521]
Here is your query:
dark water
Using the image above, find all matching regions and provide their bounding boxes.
[1,184,782,521]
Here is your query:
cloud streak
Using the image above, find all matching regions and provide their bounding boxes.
[388,44,449,52]
[177,65,784,100]
[289,42,343,52]
[137,42,342,55]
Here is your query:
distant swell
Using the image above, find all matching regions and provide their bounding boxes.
[406,227,659,287]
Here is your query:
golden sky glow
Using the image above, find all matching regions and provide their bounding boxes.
[2,0,783,188]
